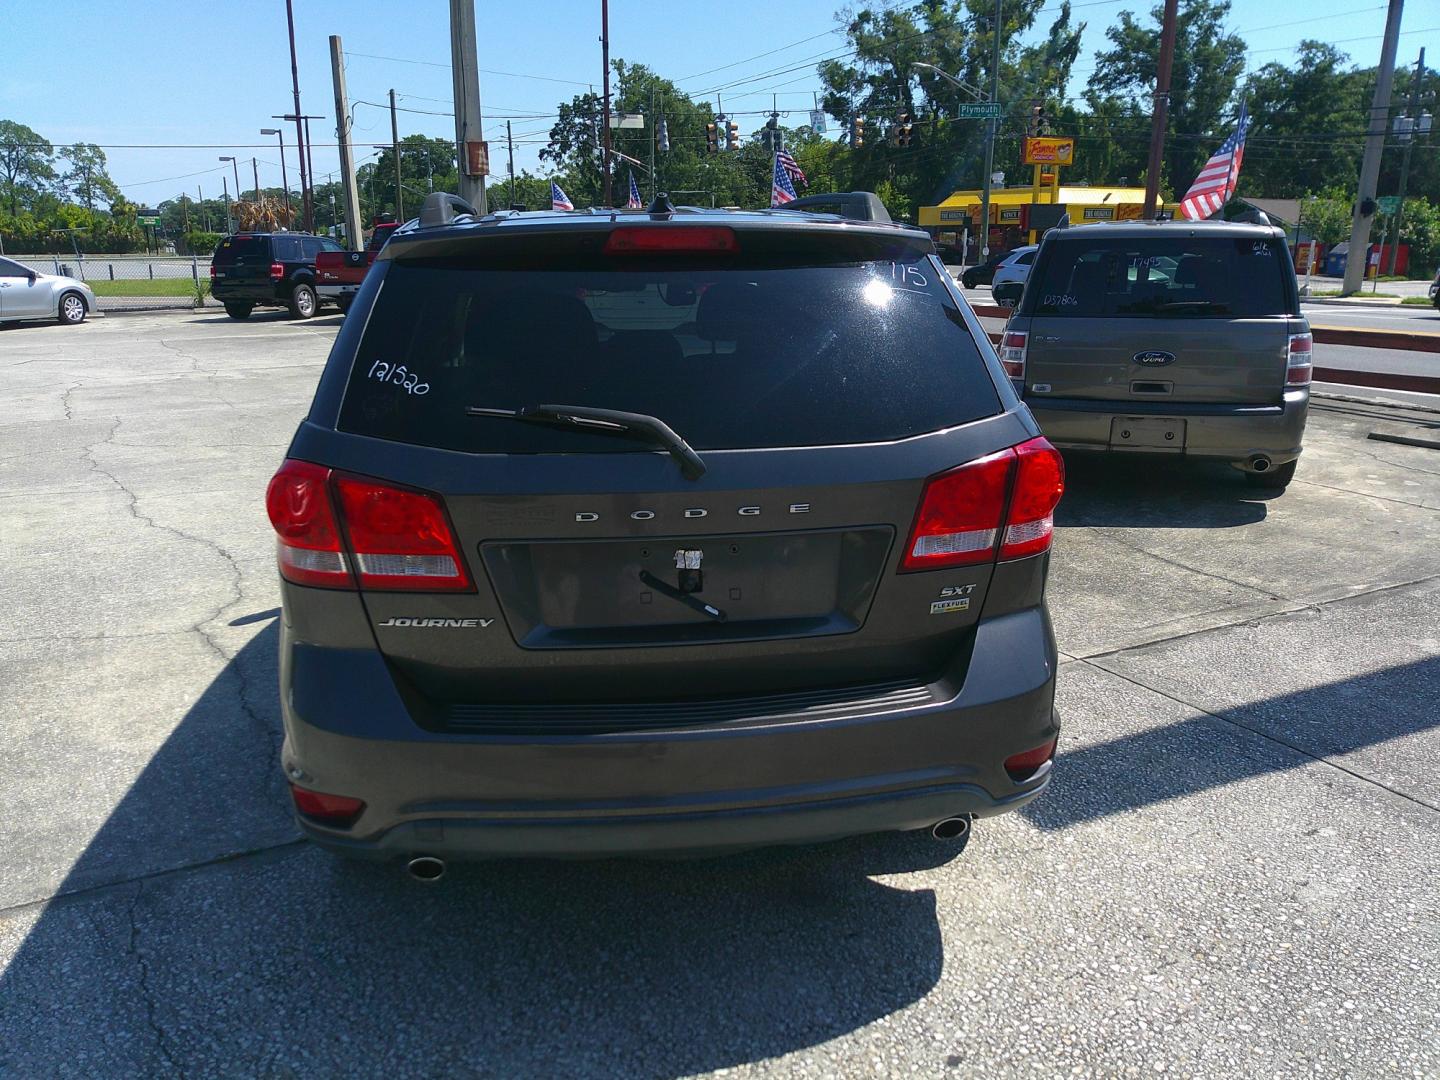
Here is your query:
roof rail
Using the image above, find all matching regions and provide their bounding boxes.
[419,192,478,228]
[1056,212,1070,230]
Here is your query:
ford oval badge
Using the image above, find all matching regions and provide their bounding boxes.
[1133,350,1176,367]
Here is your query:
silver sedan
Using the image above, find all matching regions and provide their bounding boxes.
[0,256,97,326]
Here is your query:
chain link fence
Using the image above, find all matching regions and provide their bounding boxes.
[7,255,222,312]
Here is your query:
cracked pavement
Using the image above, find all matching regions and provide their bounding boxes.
[1,311,1437,1078]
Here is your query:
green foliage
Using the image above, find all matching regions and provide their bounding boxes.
[0,119,56,217]
[1087,0,1246,200]
[182,230,221,257]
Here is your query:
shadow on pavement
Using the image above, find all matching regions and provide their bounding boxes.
[1024,656,1440,831]
[1056,454,1272,530]
[0,624,952,1075]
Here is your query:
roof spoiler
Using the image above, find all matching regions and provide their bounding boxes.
[1227,206,1272,227]
[419,192,478,228]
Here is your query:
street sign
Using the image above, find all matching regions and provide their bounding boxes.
[1377,195,1402,215]
[809,109,827,133]
[138,216,159,226]
[608,113,646,129]
[958,102,1002,119]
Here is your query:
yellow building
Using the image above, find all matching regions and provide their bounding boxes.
[919,186,1182,258]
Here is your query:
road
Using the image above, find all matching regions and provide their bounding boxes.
[2,310,1438,1077]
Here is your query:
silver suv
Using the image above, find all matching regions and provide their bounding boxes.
[1001,220,1311,489]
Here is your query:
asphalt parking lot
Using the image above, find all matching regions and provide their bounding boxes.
[2,311,1438,1077]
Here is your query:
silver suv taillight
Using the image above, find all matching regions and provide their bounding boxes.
[999,330,1028,379]
[1287,332,1313,387]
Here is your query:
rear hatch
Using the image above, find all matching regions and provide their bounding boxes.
[1021,233,1296,404]
[292,222,1045,712]
[212,234,274,285]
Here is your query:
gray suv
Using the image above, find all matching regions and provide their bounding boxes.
[267,193,1064,868]
[1000,220,1311,489]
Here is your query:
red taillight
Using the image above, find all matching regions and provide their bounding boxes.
[333,475,473,592]
[1000,437,1065,561]
[208,264,216,279]
[269,261,285,280]
[289,783,365,826]
[265,460,352,588]
[999,330,1028,379]
[901,437,1065,571]
[1287,332,1313,387]
[901,449,1015,571]
[1004,738,1057,782]
[603,226,738,255]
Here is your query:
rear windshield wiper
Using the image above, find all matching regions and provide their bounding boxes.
[466,403,707,480]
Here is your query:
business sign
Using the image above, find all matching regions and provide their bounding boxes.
[608,112,647,129]
[998,207,1023,223]
[809,109,827,133]
[138,216,160,226]
[1082,207,1115,220]
[939,209,968,222]
[958,102,1002,119]
[464,140,490,176]
[1377,195,1401,215]
[1022,137,1075,166]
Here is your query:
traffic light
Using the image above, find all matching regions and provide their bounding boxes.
[851,117,864,148]
[1028,100,1045,137]
[726,121,739,150]
[658,118,670,153]
[705,122,718,154]
[894,113,912,147]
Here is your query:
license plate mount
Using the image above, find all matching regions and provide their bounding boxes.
[1109,416,1186,451]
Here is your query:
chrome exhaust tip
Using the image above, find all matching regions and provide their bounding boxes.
[930,817,971,841]
[406,855,447,883]
[1250,455,1272,473]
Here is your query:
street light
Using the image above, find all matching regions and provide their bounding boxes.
[261,128,291,222]
[913,20,1002,264]
[218,156,241,230]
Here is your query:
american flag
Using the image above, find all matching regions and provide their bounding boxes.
[627,172,643,209]
[1179,104,1248,221]
[776,149,807,188]
[771,153,798,207]
[550,181,574,211]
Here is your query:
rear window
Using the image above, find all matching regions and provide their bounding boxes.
[337,250,999,453]
[213,236,269,264]
[1030,235,1292,317]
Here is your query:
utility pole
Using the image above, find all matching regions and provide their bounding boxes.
[329,35,364,250]
[304,117,317,221]
[252,157,260,202]
[1388,47,1427,276]
[979,0,1002,259]
[222,176,231,233]
[284,0,313,231]
[649,89,657,201]
[507,120,516,206]
[449,0,487,212]
[1343,0,1405,296]
[601,0,613,207]
[199,185,208,232]
[1143,0,1180,218]
[389,89,404,220]
[262,129,291,220]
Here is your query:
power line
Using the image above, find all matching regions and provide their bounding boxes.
[674,28,845,84]
[343,51,592,87]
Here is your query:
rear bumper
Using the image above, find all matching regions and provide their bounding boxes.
[1027,388,1309,467]
[212,282,288,303]
[316,283,359,299]
[279,606,1060,859]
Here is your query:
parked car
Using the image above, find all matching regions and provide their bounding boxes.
[991,245,1038,298]
[1002,219,1310,489]
[209,232,346,320]
[960,251,1009,289]
[266,191,1065,870]
[1429,267,1438,309]
[315,221,400,313]
[0,256,96,327]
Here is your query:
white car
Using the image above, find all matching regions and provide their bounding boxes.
[990,245,1038,296]
[0,257,97,327]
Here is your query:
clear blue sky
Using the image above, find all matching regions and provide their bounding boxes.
[3,0,1432,207]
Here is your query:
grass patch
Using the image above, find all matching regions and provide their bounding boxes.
[88,279,209,298]
[1306,289,1401,299]
[1400,296,1436,307]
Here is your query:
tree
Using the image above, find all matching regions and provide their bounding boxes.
[1087,0,1246,199]
[59,143,120,213]
[541,92,605,206]
[0,119,56,216]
